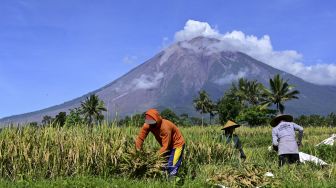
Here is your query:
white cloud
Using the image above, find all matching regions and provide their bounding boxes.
[161,37,170,49]
[214,69,248,85]
[175,20,219,41]
[132,72,164,90]
[122,55,138,64]
[159,46,176,66]
[174,20,336,86]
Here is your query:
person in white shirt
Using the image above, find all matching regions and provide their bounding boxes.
[271,114,304,167]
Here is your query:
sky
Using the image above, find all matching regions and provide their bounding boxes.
[1,0,336,118]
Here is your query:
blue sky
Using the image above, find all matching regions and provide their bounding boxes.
[1,0,336,118]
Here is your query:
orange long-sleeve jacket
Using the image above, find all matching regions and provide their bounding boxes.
[135,109,185,153]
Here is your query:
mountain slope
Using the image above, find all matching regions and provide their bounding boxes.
[1,36,336,124]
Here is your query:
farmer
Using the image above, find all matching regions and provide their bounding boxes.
[271,114,304,167]
[220,120,246,160]
[135,108,185,176]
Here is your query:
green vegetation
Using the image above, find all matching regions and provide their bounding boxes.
[295,113,336,127]
[262,74,300,113]
[0,124,334,187]
[193,90,215,126]
[39,94,106,127]
[55,112,67,126]
[80,94,107,126]
[217,86,244,124]
[235,78,264,106]
[200,74,300,126]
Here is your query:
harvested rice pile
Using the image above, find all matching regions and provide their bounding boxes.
[207,164,280,187]
[120,148,167,179]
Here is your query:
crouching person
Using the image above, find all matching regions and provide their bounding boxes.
[135,109,185,176]
[271,114,304,167]
[221,120,246,160]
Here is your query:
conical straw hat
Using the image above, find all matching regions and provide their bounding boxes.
[221,120,240,130]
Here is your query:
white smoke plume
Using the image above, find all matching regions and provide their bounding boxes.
[122,55,138,64]
[132,72,164,90]
[174,20,336,86]
[214,69,248,85]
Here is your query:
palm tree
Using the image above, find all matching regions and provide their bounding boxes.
[193,90,213,126]
[236,78,264,106]
[80,94,107,126]
[262,74,300,113]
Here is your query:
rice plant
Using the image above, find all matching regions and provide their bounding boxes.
[0,124,334,187]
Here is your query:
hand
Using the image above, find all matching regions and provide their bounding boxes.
[297,141,302,147]
[272,145,278,151]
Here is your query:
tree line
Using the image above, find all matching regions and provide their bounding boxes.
[193,74,300,126]
[39,94,107,127]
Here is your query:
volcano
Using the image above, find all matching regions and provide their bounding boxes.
[1,36,336,125]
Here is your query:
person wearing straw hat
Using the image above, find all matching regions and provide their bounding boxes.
[135,108,185,176]
[271,114,304,167]
[220,120,246,160]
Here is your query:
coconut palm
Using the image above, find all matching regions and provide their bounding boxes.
[193,90,213,126]
[235,78,265,106]
[262,74,300,113]
[80,94,107,126]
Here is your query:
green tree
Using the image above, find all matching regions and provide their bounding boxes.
[262,74,300,113]
[190,117,203,126]
[54,112,67,127]
[236,106,276,126]
[217,87,243,124]
[193,90,213,126]
[295,114,329,127]
[118,113,146,127]
[130,113,145,127]
[42,115,53,126]
[80,94,107,126]
[160,108,180,125]
[326,112,336,127]
[65,108,83,126]
[118,116,131,127]
[236,78,265,106]
[180,113,189,119]
[179,113,191,126]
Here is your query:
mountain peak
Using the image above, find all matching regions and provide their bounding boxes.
[2,36,336,124]
[176,36,221,52]
[158,36,239,67]
[183,36,220,45]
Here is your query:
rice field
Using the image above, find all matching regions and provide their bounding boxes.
[0,124,335,187]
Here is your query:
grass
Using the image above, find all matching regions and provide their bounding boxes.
[0,176,208,188]
[0,124,335,187]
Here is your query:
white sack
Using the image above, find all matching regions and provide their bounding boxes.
[299,152,328,166]
[316,134,336,146]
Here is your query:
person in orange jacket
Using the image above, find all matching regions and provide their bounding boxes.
[135,108,185,176]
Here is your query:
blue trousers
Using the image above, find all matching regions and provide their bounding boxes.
[166,144,185,176]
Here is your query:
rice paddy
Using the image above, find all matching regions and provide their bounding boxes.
[0,124,334,187]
